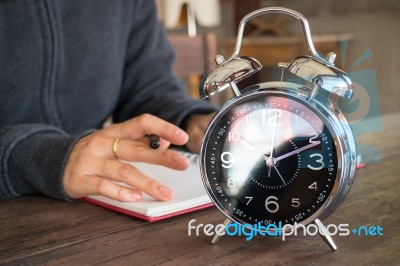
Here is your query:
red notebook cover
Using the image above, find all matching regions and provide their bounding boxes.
[82,197,214,222]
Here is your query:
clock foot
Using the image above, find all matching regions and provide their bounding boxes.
[211,218,231,245]
[314,218,337,251]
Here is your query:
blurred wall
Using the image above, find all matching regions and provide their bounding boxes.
[286,0,400,115]
[161,0,400,115]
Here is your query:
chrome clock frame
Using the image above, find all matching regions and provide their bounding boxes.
[198,7,357,250]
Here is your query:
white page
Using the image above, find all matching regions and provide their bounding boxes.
[87,155,212,217]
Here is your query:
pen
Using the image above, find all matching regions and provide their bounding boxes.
[147,134,160,149]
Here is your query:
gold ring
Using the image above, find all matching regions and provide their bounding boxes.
[112,138,121,159]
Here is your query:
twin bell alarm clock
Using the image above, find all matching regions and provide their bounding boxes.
[199,7,357,250]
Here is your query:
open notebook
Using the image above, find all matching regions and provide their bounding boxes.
[82,152,213,222]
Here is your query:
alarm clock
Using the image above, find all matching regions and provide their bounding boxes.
[199,7,357,250]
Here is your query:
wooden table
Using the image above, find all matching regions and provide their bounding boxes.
[1,112,399,265]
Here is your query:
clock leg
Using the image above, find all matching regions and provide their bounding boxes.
[211,218,231,245]
[314,218,337,251]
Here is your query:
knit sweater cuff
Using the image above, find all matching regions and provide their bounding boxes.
[1,124,92,200]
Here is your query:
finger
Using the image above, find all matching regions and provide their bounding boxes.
[62,154,142,201]
[84,176,143,202]
[140,136,171,150]
[159,138,171,149]
[105,114,188,145]
[115,139,189,170]
[98,159,175,201]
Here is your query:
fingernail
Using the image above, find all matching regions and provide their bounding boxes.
[158,185,174,199]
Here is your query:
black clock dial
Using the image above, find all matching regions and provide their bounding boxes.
[202,92,338,226]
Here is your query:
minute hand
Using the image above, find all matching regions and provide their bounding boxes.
[274,141,321,163]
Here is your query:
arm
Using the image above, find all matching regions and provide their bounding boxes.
[0,116,192,202]
[0,124,91,200]
[0,0,214,201]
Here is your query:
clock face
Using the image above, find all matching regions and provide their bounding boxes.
[202,92,339,226]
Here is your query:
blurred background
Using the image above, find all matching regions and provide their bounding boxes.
[156,0,400,117]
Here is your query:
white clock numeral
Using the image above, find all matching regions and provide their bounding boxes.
[228,131,240,142]
[245,196,253,205]
[308,182,318,191]
[318,192,326,202]
[307,153,325,170]
[221,152,234,168]
[265,196,279,213]
[218,128,226,137]
[292,198,300,208]
[309,133,319,144]
[267,109,282,126]
[227,178,236,187]
[235,209,244,216]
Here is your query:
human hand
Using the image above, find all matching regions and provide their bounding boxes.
[185,112,215,153]
[63,114,190,202]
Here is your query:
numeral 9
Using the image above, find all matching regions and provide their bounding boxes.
[221,152,234,168]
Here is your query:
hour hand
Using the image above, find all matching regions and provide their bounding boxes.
[239,137,266,157]
[240,137,257,151]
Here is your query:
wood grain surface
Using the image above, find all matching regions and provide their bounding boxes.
[1,112,399,265]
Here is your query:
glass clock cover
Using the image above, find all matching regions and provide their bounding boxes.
[201,91,340,227]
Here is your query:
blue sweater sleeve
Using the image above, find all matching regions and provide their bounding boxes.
[0,0,217,201]
[0,125,91,200]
